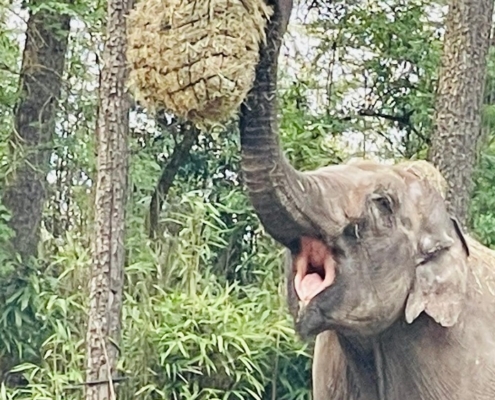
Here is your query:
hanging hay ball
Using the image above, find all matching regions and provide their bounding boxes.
[126,0,273,125]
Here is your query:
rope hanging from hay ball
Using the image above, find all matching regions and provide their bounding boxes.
[127,0,273,126]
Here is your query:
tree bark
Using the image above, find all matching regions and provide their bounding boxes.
[84,0,131,398]
[2,0,71,261]
[428,0,494,227]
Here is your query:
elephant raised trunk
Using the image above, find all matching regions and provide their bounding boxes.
[239,0,320,246]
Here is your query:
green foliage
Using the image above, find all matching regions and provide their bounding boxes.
[300,0,443,158]
[468,47,495,248]
[469,142,495,247]
[122,282,309,400]
[280,80,345,170]
[0,193,310,400]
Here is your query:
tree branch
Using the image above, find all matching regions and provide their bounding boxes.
[357,108,413,126]
[355,108,428,144]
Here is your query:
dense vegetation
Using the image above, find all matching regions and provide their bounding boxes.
[0,0,494,398]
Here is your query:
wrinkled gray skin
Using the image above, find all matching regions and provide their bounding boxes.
[239,0,495,399]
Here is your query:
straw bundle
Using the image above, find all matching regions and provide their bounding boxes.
[127,0,273,125]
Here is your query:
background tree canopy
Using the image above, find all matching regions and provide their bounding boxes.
[0,0,493,398]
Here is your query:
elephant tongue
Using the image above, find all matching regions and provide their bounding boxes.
[298,273,325,302]
[294,254,336,304]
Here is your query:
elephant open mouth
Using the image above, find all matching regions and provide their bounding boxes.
[293,237,337,305]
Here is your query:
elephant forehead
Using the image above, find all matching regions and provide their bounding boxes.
[308,165,404,220]
[395,160,447,198]
[311,164,404,195]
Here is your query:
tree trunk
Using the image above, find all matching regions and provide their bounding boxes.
[148,123,199,239]
[2,0,71,261]
[428,0,494,227]
[84,0,131,398]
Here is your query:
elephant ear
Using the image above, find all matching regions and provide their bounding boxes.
[405,216,470,327]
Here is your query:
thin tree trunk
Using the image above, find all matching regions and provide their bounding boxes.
[84,0,131,397]
[428,0,494,227]
[148,123,199,239]
[2,0,71,261]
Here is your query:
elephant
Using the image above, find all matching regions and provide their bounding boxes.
[238,0,495,398]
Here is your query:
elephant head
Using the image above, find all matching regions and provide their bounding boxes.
[239,0,470,339]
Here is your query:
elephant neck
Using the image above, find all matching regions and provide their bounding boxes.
[337,316,454,400]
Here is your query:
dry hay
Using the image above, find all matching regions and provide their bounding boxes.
[126,0,273,126]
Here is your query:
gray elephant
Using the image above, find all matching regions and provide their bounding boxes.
[238,0,495,398]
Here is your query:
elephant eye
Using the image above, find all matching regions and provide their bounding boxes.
[343,221,364,240]
[371,194,394,215]
[417,248,443,266]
